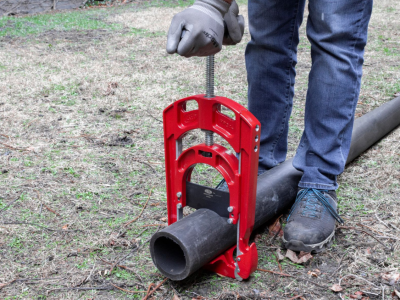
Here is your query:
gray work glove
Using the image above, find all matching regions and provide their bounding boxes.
[223,0,245,45]
[166,0,229,57]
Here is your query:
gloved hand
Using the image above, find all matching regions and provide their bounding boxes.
[166,0,230,57]
[223,0,245,45]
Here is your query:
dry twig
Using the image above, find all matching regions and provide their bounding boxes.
[110,283,147,294]
[0,278,17,290]
[0,195,21,215]
[0,142,26,151]
[338,225,392,250]
[125,188,153,227]
[142,278,167,300]
[43,204,61,217]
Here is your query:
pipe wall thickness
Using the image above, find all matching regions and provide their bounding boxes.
[150,96,400,281]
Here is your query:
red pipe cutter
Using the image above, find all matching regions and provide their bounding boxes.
[163,55,260,280]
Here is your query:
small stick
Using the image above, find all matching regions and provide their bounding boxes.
[124,189,153,227]
[109,246,138,273]
[0,142,26,151]
[288,295,305,300]
[375,212,400,232]
[139,224,166,227]
[35,190,61,217]
[337,226,392,250]
[0,278,17,290]
[339,274,379,289]
[0,195,21,215]
[146,110,163,123]
[144,283,155,299]
[332,251,348,276]
[43,204,61,217]
[142,278,167,300]
[25,119,38,128]
[132,159,157,174]
[110,283,146,294]
[99,258,142,282]
[2,221,82,232]
[275,254,283,273]
[357,223,385,235]
[0,133,9,138]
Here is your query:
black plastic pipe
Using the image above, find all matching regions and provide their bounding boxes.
[150,96,400,281]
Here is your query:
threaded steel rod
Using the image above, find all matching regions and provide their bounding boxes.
[205,131,214,146]
[206,55,215,98]
[204,55,215,145]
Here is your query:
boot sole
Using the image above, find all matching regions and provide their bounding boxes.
[282,230,335,254]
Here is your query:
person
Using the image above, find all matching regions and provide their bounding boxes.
[166,0,373,253]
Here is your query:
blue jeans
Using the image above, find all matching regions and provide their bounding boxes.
[246,0,373,190]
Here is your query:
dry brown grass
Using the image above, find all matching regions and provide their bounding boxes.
[0,0,399,299]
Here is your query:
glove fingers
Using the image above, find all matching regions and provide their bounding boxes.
[177,30,197,56]
[166,19,184,54]
[225,14,244,44]
[238,14,245,36]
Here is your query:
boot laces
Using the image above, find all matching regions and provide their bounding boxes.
[287,188,344,224]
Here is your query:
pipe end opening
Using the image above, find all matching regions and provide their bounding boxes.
[153,236,187,276]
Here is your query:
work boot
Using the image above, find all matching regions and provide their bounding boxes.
[283,188,344,253]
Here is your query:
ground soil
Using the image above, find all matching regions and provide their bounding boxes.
[0,0,400,299]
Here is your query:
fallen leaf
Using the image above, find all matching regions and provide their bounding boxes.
[62,224,69,230]
[381,272,400,285]
[159,217,167,222]
[355,291,364,295]
[172,293,180,300]
[394,92,400,97]
[299,251,310,258]
[285,249,313,264]
[268,216,283,237]
[365,247,372,255]
[276,248,285,261]
[330,284,343,292]
[307,270,320,277]
[394,289,400,298]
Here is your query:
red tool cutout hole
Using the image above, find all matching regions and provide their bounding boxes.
[219,104,236,120]
[183,100,198,112]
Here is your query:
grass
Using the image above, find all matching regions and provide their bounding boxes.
[0,0,399,299]
[0,10,123,37]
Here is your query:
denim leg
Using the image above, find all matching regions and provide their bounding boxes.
[293,0,373,190]
[246,0,306,173]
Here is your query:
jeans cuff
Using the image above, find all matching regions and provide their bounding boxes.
[298,181,338,191]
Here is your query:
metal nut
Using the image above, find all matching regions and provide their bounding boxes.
[227,206,234,213]
[237,258,241,262]
[177,203,182,209]
[176,192,182,198]
[227,218,233,224]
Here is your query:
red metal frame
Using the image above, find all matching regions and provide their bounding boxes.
[163,94,260,280]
